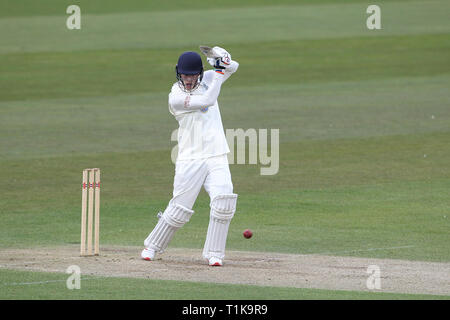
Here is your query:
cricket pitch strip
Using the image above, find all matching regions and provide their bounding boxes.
[0,245,449,296]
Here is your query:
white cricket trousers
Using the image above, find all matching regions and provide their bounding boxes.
[144,154,238,260]
[170,154,233,209]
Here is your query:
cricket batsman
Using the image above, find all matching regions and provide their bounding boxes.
[141,46,239,266]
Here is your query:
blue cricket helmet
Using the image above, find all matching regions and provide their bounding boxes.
[176,51,204,91]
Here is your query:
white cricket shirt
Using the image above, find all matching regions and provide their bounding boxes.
[168,62,238,161]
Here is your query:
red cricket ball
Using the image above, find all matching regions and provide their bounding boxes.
[243,229,253,239]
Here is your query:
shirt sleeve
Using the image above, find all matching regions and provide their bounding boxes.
[222,60,239,83]
[169,71,224,113]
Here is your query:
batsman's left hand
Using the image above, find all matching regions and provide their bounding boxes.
[202,46,232,70]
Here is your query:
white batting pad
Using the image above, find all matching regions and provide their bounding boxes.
[144,203,194,253]
[203,194,238,260]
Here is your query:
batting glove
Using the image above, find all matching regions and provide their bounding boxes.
[204,46,231,70]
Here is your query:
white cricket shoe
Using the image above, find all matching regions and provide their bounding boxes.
[208,257,223,267]
[141,248,155,261]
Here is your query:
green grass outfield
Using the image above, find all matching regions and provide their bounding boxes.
[1,0,449,300]
[1,269,448,300]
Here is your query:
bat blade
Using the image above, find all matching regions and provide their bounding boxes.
[199,45,220,59]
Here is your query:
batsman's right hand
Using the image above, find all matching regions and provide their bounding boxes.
[207,57,229,70]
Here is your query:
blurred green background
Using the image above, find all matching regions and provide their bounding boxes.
[0,0,449,299]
